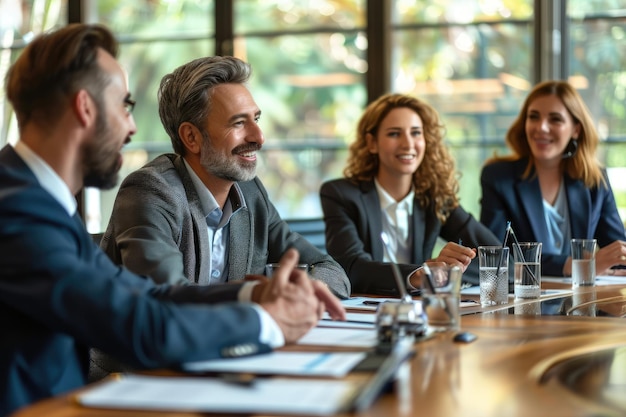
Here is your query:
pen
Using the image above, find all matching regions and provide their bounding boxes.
[362,300,382,305]
[218,373,256,387]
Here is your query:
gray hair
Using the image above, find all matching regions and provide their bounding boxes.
[158,56,252,155]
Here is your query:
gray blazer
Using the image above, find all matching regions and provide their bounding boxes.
[101,153,350,299]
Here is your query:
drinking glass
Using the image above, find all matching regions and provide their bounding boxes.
[513,242,542,299]
[477,246,509,306]
[420,262,462,332]
[570,239,597,287]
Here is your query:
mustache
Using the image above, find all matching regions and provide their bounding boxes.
[232,143,262,155]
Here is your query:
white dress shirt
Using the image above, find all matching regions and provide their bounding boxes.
[375,178,414,264]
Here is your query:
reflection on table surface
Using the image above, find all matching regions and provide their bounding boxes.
[461,279,626,318]
[11,282,626,417]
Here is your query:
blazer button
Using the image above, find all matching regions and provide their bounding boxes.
[221,344,259,357]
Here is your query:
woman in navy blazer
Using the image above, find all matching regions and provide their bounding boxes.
[321,94,499,295]
[480,80,626,277]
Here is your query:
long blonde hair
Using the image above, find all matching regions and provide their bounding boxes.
[489,80,605,187]
[344,93,459,222]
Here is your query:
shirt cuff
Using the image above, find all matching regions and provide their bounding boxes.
[407,267,422,291]
[237,281,259,302]
[250,304,285,348]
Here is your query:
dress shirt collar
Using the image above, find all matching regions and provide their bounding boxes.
[182,159,246,226]
[13,141,77,216]
[374,178,415,213]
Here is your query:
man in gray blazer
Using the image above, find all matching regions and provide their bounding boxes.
[92,54,349,380]
[101,56,351,299]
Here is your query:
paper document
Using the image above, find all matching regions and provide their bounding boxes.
[543,275,626,285]
[341,297,401,311]
[319,312,377,329]
[345,296,477,310]
[297,326,378,348]
[182,351,366,377]
[322,311,377,323]
[77,374,356,416]
[461,285,572,298]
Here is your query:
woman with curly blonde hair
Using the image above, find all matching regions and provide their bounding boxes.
[481,80,626,277]
[320,93,499,295]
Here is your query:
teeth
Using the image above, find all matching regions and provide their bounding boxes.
[398,155,414,160]
[240,152,256,157]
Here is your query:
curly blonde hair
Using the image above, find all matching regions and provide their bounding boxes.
[492,80,605,187]
[344,93,460,222]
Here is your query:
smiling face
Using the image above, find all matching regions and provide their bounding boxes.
[199,83,264,182]
[368,107,425,187]
[82,49,136,189]
[525,93,580,167]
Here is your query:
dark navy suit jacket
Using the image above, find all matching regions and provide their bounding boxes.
[480,158,626,276]
[0,145,271,416]
[320,178,500,294]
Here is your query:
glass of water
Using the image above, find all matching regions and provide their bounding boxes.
[477,246,509,306]
[570,238,597,287]
[420,262,462,332]
[513,242,542,299]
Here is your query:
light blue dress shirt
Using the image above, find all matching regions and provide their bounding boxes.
[542,181,571,256]
[182,160,283,347]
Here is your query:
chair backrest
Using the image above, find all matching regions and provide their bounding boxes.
[285,218,326,254]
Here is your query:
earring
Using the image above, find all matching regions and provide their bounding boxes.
[562,138,578,159]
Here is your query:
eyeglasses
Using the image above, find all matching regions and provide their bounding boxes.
[123,96,136,113]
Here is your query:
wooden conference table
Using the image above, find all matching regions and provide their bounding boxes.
[12,281,626,417]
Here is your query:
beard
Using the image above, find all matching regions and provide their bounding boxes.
[82,101,124,190]
[82,146,121,190]
[199,130,259,182]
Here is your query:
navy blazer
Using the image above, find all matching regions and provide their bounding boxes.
[480,158,626,276]
[320,178,500,295]
[0,146,271,416]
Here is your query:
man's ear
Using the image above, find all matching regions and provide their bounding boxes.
[178,122,203,155]
[74,89,96,128]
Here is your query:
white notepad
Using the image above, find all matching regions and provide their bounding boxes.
[182,351,366,377]
[77,374,357,416]
[296,326,378,348]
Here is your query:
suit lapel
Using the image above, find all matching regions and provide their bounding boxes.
[515,176,549,243]
[417,204,434,261]
[228,208,250,281]
[565,177,590,238]
[172,155,212,284]
[360,181,384,260]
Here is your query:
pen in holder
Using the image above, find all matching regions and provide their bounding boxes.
[506,223,540,288]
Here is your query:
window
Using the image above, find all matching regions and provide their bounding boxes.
[568,0,626,221]
[390,0,534,216]
[234,0,366,217]
[1,0,625,231]
[0,0,67,146]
